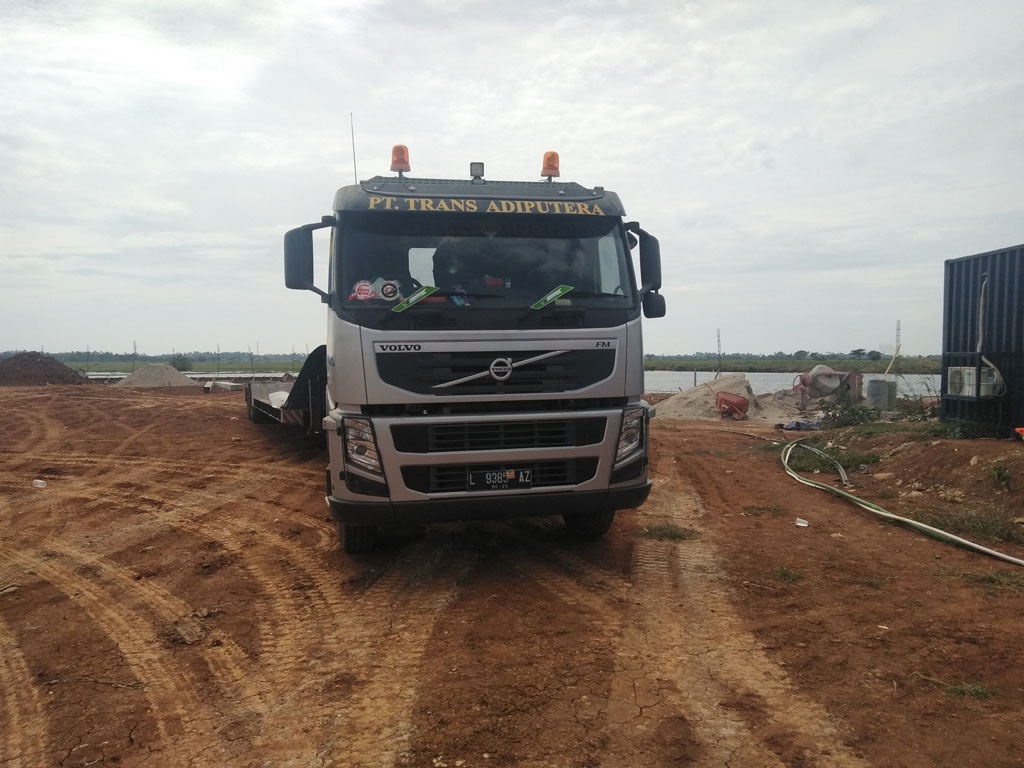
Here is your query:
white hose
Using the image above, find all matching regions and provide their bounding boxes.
[781,439,1024,568]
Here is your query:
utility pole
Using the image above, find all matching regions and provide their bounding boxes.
[715,328,722,379]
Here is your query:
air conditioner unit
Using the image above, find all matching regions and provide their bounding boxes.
[946,366,996,398]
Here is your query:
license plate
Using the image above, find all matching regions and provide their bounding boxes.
[467,468,532,492]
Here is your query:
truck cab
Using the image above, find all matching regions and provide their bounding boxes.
[285,148,665,552]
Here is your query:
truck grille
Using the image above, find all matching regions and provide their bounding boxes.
[390,417,606,453]
[401,459,599,494]
[375,349,615,395]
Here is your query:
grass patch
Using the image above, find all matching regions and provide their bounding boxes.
[639,523,699,541]
[915,673,996,699]
[913,505,1024,545]
[943,568,1024,593]
[743,505,786,517]
[784,442,880,473]
[855,577,883,589]
[847,423,913,438]
[774,566,804,584]
[917,420,1003,440]
[990,462,1012,490]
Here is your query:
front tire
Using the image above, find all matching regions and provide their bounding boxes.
[337,521,376,554]
[563,509,615,539]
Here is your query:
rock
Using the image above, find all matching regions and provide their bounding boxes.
[873,472,895,481]
[970,455,982,466]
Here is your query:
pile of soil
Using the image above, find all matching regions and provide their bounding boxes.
[0,352,87,386]
[114,364,201,388]
[654,373,801,423]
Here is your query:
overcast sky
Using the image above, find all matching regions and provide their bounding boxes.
[2,0,1021,357]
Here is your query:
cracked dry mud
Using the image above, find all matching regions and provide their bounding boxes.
[1,386,1022,767]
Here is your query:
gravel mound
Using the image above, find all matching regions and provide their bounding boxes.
[114,364,201,388]
[654,373,802,423]
[0,352,88,386]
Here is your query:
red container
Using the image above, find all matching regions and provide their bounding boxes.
[716,391,749,420]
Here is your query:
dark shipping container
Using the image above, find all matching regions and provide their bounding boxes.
[941,243,1024,436]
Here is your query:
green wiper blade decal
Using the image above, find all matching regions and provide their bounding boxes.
[391,285,438,312]
[529,285,574,310]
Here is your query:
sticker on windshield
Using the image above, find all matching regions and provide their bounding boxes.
[349,280,376,301]
[379,280,401,301]
[530,285,574,310]
[391,285,439,312]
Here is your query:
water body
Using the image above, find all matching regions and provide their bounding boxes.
[645,370,941,398]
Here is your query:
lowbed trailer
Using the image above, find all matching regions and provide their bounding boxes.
[245,344,327,434]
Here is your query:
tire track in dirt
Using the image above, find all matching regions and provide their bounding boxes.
[0,611,51,768]
[43,541,265,709]
[0,549,220,750]
[10,452,317,483]
[616,447,869,768]
[120,472,483,765]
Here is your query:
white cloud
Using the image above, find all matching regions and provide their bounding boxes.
[1,0,1022,354]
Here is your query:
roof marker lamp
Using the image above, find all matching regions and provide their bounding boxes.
[541,150,560,181]
[343,417,383,475]
[391,144,410,177]
[469,161,484,179]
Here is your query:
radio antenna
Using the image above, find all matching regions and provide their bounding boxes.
[350,112,358,183]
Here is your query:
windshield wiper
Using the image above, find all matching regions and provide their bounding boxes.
[557,290,625,299]
[518,285,576,321]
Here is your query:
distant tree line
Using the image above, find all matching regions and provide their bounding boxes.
[0,350,305,364]
[643,350,941,374]
[644,349,940,362]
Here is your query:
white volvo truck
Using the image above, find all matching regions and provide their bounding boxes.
[283,147,665,553]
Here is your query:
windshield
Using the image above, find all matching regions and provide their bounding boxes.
[337,211,634,311]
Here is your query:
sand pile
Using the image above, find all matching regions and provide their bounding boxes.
[0,352,87,386]
[654,373,803,423]
[114,364,201,388]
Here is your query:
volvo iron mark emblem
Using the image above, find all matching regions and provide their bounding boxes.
[430,349,568,389]
[489,357,513,381]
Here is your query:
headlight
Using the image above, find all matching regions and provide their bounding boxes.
[615,407,646,467]
[343,417,382,475]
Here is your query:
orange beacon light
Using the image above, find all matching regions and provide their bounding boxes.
[391,144,411,173]
[541,151,560,179]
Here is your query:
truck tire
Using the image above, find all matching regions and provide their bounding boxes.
[563,509,615,539]
[338,522,375,554]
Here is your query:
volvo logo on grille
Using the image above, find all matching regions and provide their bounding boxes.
[489,357,513,381]
[376,343,422,352]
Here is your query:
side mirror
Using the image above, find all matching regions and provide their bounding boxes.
[284,227,315,290]
[643,292,666,318]
[639,232,662,293]
[284,217,334,300]
[625,221,662,293]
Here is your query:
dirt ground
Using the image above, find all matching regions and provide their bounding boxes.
[1,386,1022,768]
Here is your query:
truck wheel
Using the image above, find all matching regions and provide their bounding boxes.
[338,522,375,554]
[563,509,615,539]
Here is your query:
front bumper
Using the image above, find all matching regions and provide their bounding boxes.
[328,481,651,525]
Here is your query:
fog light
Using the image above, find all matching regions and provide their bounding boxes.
[343,417,382,474]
